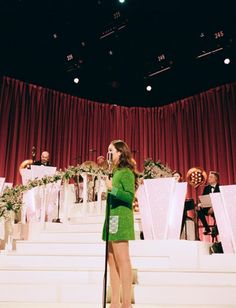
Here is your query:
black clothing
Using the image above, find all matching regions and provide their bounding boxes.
[181,199,194,238]
[202,184,220,195]
[210,241,223,253]
[33,160,51,166]
[198,183,220,232]
[198,207,212,233]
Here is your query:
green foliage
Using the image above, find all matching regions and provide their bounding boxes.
[0,165,107,220]
[143,158,173,179]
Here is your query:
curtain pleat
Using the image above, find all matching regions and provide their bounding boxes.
[0,76,236,200]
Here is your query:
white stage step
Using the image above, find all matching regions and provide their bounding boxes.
[0,268,103,284]
[0,276,236,305]
[0,305,228,308]
[137,269,236,285]
[2,217,236,306]
[44,221,141,233]
[134,284,236,305]
[15,241,106,255]
[68,213,142,225]
[0,283,103,303]
[13,219,142,242]
[15,239,207,255]
[68,215,105,224]
[45,223,103,233]
[0,267,236,286]
[200,253,236,270]
[12,240,210,270]
[38,231,102,242]
[0,254,169,270]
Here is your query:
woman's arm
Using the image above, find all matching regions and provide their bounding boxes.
[109,170,135,204]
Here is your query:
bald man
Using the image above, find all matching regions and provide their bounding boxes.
[33,151,51,166]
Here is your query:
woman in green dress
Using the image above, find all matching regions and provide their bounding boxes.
[103,140,138,308]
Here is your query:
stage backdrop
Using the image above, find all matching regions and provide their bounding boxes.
[0,76,236,199]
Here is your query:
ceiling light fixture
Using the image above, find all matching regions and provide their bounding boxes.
[73,77,80,84]
[224,58,230,64]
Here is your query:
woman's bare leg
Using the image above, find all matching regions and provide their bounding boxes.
[108,242,121,308]
[111,241,132,308]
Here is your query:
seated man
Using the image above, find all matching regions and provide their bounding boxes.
[33,151,51,166]
[197,171,220,235]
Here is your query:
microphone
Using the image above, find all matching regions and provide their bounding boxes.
[107,152,113,165]
[107,152,113,177]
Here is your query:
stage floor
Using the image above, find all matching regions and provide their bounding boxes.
[1,215,236,307]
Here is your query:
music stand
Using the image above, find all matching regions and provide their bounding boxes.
[31,165,56,179]
[31,165,57,223]
[20,169,32,185]
[199,195,212,208]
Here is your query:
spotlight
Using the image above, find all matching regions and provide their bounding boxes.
[119,0,125,3]
[66,54,73,61]
[73,77,80,84]
[146,85,152,92]
[224,58,230,64]
[113,11,121,20]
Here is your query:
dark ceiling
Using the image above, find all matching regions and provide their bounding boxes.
[0,0,236,107]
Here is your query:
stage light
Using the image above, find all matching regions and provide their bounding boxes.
[214,30,224,39]
[66,54,73,61]
[73,77,80,84]
[224,58,230,64]
[157,54,166,62]
[146,85,152,92]
[119,0,125,3]
[113,11,121,20]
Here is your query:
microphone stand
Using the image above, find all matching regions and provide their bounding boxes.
[194,186,200,240]
[55,188,61,223]
[102,161,112,308]
[53,184,61,223]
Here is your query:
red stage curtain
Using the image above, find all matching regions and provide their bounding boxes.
[0,76,236,199]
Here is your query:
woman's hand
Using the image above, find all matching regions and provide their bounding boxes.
[105,177,112,191]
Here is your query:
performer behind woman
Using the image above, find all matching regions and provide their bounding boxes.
[103,140,138,308]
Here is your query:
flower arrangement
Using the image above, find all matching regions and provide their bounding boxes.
[143,158,173,179]
[0,165,108,220]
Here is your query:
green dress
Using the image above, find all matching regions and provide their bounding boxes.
[102,167,135,241]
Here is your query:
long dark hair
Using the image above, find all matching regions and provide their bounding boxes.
[111,140,139,190]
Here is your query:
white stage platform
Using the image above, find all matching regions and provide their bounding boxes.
[1,212,236,307]
[0,304,233,308]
